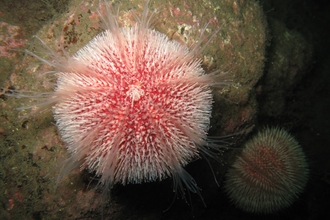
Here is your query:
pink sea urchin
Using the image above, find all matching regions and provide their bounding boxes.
[224,127,309,213]
[18,1,225,199]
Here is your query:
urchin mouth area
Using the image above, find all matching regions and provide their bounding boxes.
[126,83,145,104]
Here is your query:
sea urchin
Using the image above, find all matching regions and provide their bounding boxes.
[224,127,309,213]
[16,1,225,200]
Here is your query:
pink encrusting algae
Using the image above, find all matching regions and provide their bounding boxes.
[0,21,26,58]
[22,1,225,198]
